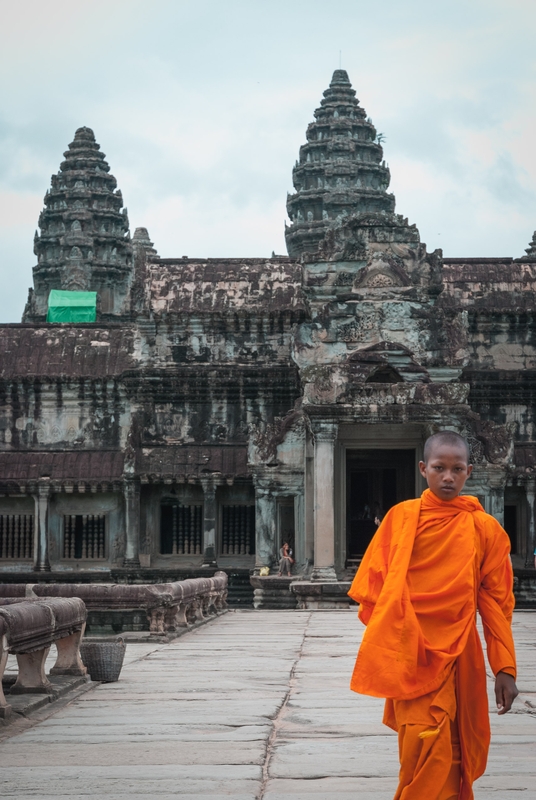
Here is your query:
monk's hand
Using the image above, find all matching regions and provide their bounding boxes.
[495,671,518,715]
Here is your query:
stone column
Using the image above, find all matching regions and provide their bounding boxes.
[33,479,51,572]
[201,478,217,567]
[123,479,140,568]
[311,422,338,582]
[254,485,277,571]
[525,479,535,568]
[489,485,505,527]
[304,431,315,570]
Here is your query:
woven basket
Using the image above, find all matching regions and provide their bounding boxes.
[80,639,126,682]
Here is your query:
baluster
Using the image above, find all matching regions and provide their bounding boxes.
[30,515,35,559]
[90,515,95,558]
[194,505,200,555]
[222,507,228,555]
[172,505,178,554]
[99,515,105,558]
[249,506,254,555]
[18,515,23,559]
[232,507,238,556]
[196,505,201,555]
[7,515,13,558]
[244,507,249,555]
[0,516,5,559]
[178,506,184,555]
[190,506,196,555]
[65,515,70,558]
[5,515,11,558]
[14,515,20,558]
[82,515,88,559]
[24,515,30,559]
[69,515,73,558]
[23,515,28,558]
[89,514,97,558]
[185,506,190,555]
[86,515,91,558]
[184,506,190,554]
[240,506,246,555]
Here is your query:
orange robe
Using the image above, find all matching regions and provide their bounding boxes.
[349,489,516,800]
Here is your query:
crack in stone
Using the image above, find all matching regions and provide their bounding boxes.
[257,612,312,799]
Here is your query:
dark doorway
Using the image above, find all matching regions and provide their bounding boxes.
[503,505,518,555]
[346,449,415,560]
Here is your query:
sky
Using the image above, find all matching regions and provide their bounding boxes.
[1,0,535,322]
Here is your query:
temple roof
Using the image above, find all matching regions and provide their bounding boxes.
[147,258,306,315]
[0,326,137,378]
[0,450,124,484]
[285,70,395,258]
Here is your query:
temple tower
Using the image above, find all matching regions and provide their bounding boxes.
[285,69,395,258]
[519,231,536,261]
[23,127,133,321]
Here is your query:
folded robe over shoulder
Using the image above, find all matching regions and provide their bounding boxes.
[349,489,516,799]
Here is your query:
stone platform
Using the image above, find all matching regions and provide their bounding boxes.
[0,610,535,798]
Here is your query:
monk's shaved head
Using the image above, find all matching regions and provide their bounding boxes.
[423,431,470,464]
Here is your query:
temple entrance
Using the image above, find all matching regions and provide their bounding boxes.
[346,449,416,560]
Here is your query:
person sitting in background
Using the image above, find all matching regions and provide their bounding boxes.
[278,542,294,577]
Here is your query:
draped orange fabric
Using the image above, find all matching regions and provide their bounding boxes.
[349,489,516,800]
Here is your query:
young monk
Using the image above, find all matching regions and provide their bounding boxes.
[348,431,518,800]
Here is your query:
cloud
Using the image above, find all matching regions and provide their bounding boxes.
[1,0,536,320]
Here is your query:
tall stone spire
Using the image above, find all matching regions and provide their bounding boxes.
[25,127,133,320]
[285,70,395,259]
[519,231,536,261]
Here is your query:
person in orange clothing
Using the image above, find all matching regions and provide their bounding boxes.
[348,431,518,800]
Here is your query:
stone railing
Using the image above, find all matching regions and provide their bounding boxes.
[0,597,87,720]
[0,572,228,637]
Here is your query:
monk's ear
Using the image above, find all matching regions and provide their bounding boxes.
[418,460,427,478]
[466,464,473,478]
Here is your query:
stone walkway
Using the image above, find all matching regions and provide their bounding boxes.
[1,610,535,799]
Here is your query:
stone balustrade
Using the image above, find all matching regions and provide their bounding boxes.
[0,597,87,720]
[0,571,228,637]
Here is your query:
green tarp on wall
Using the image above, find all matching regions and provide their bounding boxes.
[46,290,97,323]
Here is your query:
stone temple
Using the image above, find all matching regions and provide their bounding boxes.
[1,70,535,606]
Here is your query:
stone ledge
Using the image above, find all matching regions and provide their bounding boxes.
[290,580,355,609]
[1,674,93,724]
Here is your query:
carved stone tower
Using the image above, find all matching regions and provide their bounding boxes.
[519,231,536,261]
[23,127,133,321]
[285,70,395,259]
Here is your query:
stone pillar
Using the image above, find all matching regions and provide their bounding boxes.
[304,432,315,570]
[525,479,535,568]
[123,479,141,568]
[33,479,50,572]
[311,422,338,582]
[254,485,277,571]
[490,486,505,527]
[201,478,217,566]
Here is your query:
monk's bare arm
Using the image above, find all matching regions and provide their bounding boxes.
[495,671,518,715]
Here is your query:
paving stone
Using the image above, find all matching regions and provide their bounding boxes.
[1,609,535,799]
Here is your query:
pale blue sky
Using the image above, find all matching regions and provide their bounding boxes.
[1,0,535,321]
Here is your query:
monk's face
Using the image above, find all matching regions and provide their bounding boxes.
[419,443,473,501]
